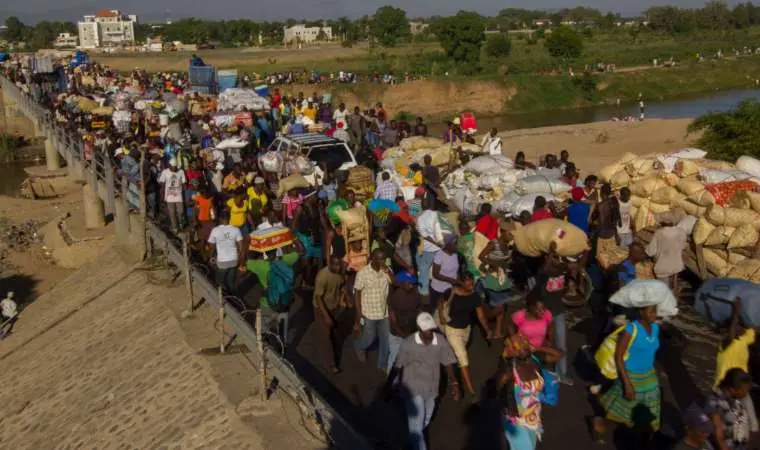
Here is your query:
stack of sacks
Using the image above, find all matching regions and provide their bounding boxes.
[381,136,444,170]
[442,154,523,216]
[691,184,760,278]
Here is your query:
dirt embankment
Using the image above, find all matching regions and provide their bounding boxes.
[282,80,517,118]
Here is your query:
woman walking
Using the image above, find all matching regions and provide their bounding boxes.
[593,304,661,445]
[439,271,492,398]
[496,335,562,450]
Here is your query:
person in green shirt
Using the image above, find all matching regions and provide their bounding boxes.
[457,221,480,278]
[246,249,300,307]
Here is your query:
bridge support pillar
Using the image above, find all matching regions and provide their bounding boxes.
[83,183,105,229]
[44,128,61,170]
[115,198,130,244]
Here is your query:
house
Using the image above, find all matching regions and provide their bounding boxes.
[533,18,552,27]
[282,24,333,44]
[409,21,429,36]
[145,36,163,52]
[54,33,79,48]
[77,9,137,49]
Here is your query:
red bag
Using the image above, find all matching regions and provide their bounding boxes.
[705,180,759,206]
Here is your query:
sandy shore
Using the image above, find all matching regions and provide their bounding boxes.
[498,118,697,174]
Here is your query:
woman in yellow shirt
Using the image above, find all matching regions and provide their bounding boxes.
[247,177,269,218]
[715,299,759,432]
[303,103,317,121]
[227,188,253,234]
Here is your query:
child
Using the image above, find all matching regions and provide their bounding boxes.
[0,291,19,339]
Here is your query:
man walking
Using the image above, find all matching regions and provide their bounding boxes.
[354,249,392,369]
[347,106,365,151]
[387,271,422,372]
[158,158,186,233]
[314,255,346,374]
[0,291,19,339]
[207,209,245,295]
[389,312,458,450]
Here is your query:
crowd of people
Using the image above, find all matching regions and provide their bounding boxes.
[2,54,758,450]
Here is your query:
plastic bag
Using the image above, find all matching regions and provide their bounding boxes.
[609,279,679,317]
[516,175,572,195]
[700,169,755,185]
[260,151,282,173]
[509,193,558,216]
[737,156,760,179]
[464,154,514,175]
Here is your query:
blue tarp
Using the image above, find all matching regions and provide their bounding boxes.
[694,278,760,326]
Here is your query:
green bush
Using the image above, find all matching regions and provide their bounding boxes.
[688,99,760,161]
[545,26,584,58]
[572,73,597,101]
[484,33,512,58]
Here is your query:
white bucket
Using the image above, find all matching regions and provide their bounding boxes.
[159,113,169,126]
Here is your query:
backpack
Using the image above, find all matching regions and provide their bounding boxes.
[594,322,638,380]
[267,260,294,313]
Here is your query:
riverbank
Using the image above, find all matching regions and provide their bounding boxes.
[497,118,696,173]
[278,57,760,119]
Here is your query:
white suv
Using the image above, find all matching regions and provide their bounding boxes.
[267,133,358,174]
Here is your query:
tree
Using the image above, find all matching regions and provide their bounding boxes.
[433,11,486,65]
[688,100,760,161]
[545,26,583,58]
[484,33,511,58]
[370,6,410,47]
[695,0,732,30]
[4,16,27,43]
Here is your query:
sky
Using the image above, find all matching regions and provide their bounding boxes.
[0,0,743,24]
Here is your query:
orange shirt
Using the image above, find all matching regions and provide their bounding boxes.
[195,195,213,221]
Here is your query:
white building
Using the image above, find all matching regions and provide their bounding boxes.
[283,24,333,44]
[77,9,137,49]
[54,33,79,48]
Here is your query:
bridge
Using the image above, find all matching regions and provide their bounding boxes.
[0,76,372,450]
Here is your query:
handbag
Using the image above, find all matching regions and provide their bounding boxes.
[594,322,638,380]
[534,357,560,406]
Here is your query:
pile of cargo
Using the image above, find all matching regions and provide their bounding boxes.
[216,88,271,112]
[444,156,572,218]
[599,149,760,282]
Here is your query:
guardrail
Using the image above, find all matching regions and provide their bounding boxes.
[1,76,371,449]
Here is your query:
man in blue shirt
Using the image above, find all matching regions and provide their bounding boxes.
[567,187,592,234]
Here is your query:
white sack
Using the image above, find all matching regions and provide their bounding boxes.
[609,279,679,318]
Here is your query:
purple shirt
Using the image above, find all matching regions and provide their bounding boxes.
[430,249,459,293]
[318,107,332,124]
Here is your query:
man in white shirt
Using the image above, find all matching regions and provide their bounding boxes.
[415,199,444,298]
[0,291,19,338]
[481,128,503,156]
[332,102,349,129]
[158,158,187,233]
[207,210,245,295]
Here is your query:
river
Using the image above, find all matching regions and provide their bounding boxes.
[477,86,760,131]
[1,87,759,197]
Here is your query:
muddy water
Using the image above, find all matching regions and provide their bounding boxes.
[430,87,760,134]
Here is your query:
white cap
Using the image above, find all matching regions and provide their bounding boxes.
[169,158,178,168]
[113,148,124,157]
[416,312,437,332]
[215,162,224,171]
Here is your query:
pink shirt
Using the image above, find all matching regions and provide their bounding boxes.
[282,194,303,220]
[512,309,553,348]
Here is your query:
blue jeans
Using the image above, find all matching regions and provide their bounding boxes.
[387,333,406,374]
[416,251,437,296]
[405,393,437,450]
[354,317,390,370]
[553,312,567,378]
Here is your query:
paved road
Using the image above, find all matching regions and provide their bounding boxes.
[228,270,751,450]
